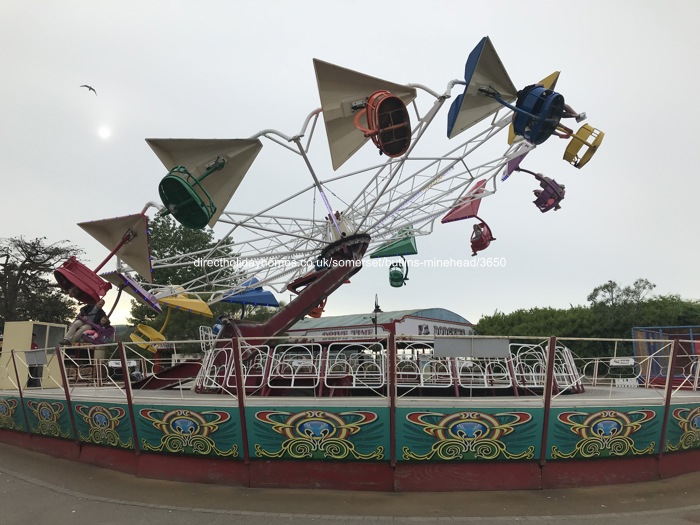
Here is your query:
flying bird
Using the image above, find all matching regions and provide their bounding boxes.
[80,84,97,95]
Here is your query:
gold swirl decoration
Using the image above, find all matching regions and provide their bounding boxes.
[26,400,70,438]
[551,409,656,459]
[402,411,535,461]
[139,408,237,456]
[666,406,700,452]
[254,410,384,460]
[75,404,132,448]
[0,398,22,431]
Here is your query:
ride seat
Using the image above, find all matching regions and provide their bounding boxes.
[513,86,565,145]
[129,324,166,354]
[470,223,494,256]
[158,166,216,229]
[54,256,112,304]
[389,262,406,288]
[563,124,605,168]
[308,298,327,318]
[354,90,411,157]
[533,177,565,212]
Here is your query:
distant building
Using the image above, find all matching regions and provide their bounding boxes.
[287,308,473,341]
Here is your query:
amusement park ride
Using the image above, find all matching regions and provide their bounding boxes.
[15,35,700,496]
[8,35,700,497]
[53,36,604,357]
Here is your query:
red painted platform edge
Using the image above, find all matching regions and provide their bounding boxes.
[28,434,81,461]
[138,452,249,487]
[0,429,33,449]
[250,460,394,491]
[395,462,542,491]
[658,449,700,479]
[541,456,659,489]
[79,444,139,476]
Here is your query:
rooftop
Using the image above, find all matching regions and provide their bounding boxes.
[288,307,471,331]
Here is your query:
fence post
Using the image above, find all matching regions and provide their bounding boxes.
[539,336,557,467]
[10,350,31,433]
[55,346,80,444]
[231,337,250,464]
[388,334,397,467]
[657,339,679,460]
[118,342,140,455]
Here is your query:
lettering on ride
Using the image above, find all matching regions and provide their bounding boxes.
[319,328,375,337]
[432,326,468,336]
[321,330,349,337]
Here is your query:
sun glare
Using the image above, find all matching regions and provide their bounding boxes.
[98,126,111,140]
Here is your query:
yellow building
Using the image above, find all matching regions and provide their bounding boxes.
[0,321,66,389]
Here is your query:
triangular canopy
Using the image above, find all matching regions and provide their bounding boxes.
[447,36,517,139]
[147,138,263,227]
[370,235,418,258]
[222,289,279,307]
[538,71,560,92]
[501,142,534,181]
[158,294,213,318]
[78,213,152,282]
[441,180,487,223]
[314,59,417,170]
[502,151,530,181]
[101,271,162,313]
[221,276,280,307]
[239,277,261,289]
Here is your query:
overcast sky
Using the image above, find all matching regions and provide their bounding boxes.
[2,1,699,327]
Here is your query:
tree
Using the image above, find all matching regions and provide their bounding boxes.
[475,278,700,358]
[587,278,656,307]
[475,306,597,339]
[128,215,280,341]
[586,279,657,339]
[0,237,80,328]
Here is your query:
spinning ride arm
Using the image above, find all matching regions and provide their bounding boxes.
[219,234,370,345]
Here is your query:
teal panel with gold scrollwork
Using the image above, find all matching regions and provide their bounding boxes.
[73,401,134,449]
[0,396,25,432]
[548,406,660,459]
[665,403,700,452]
[247,406,388,461]
[134,404,240,458]
[398,407,542,462]
[24,399,73,439]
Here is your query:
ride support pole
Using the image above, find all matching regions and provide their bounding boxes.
[658,339,679,460]
[539,336,557,467]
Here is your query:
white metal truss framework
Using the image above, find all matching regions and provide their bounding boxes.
[148,80,534,304]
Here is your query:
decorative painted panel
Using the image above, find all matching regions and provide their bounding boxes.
[0,396,25,432]
[548,406,660,459]
[10,392,700,470]
[73,401,134,449]
[24,399,73,439]
[247,406,388,461]
[397,408,542,461]
[135,404,241,457]
[665,403,700,452]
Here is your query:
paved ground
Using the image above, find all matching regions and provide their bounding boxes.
[2,442,700,524]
